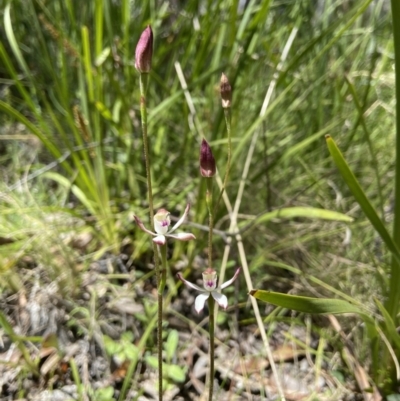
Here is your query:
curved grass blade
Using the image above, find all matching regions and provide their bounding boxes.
[251,206,353,225]
[374,298,400,351]
[249,290,377,341]
[325,135,400,266]
[250,289,366,315]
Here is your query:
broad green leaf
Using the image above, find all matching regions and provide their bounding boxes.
[166,364,186,383]
[250,289,379,346]
[144,355,158,369]
[250,290,365,315]
[250,207,353,226]
[94,386,115,401]
[124,343,139,361]
[326,135,400,267]
[165,330,179,363]
[103,335,121,356]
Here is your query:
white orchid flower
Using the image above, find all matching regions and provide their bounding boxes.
[134,204,196,246]
[177,268,240,313]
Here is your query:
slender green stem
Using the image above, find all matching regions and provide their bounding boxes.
[208,295,215,401]
[157,244,168,398]
[389,0,400,323]
[206,179,214,269]
[139,73,155,225]
[206,177,215,400]
[158,244,168,296]
[138,72,162,400]
[214,108,232,213]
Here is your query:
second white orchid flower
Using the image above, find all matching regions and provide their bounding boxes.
[134,204,196,246]
[177,268,240,313]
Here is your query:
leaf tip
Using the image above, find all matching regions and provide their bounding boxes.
[249,289,257,297]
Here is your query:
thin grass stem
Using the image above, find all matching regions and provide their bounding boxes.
[389,0,400,323]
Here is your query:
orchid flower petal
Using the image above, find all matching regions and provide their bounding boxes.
[167,232,196,241]
[153,235,166,245]
[220,268,240,290]
[211,292,228,309]
[134,216,156,236]
[154,209,171,235]
[176,273,204,292]
[169,204,190,233]
[195,292,210,314]
[202,269,217,291]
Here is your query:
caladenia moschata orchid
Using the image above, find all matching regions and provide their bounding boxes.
[178,267,240,401]
[134,204,196,246]
[177,267,240,314]
[134,204,195,399]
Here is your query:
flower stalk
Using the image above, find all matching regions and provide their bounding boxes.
[207,295,215,400]
[215,73,233,213]
[200,138,216,269]
[135,25,164,401]
[177,268,240,400]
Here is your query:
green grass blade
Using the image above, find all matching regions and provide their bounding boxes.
[81,26,94,103]
[250,289,368,316]
[4,2,33,84]
[249,207,353,227]
[389,0,400,324]
[326,135,400,266]
[0,310,38,374]
[0,41,38,114]
[344,75,384,217]
[0,100,63,161]
[250,289,379,362]
[374,298,400,351]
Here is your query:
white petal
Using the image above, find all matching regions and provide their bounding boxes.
[169,204,190,233]
[176,273,204,291]
[153,235,166,245]
[154,217,170,235]
[195,292,210,313]
[134,216,156,236]
[211,292,228,309]
[220,268,240,289]
[167,232,196,241]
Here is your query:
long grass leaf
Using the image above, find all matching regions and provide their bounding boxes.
[249,207,353,227]
[326,135,400,266]
[0,100,63,161]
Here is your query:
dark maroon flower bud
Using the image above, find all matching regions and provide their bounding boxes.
[200,139,216,178]
[135,25,153,73]
[220,73,232,108]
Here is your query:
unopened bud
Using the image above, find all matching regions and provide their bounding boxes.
[220,73,232,108]
[135,25,153,73]
[200,139,216,178]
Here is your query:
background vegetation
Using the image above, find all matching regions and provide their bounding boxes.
[0,0,397,399]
